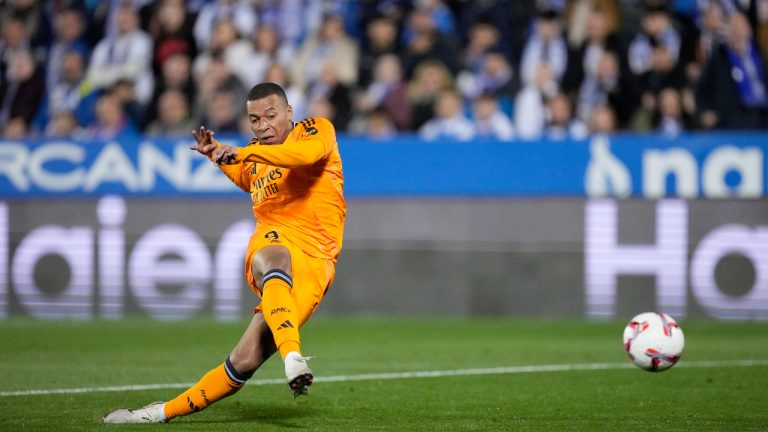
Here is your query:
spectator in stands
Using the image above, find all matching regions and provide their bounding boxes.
[574,50,635,127]
[44,110,83,138]
[627,3,686,124]
[366,109,398,139]
[471,93,516,141]
[406,59,455,130]
[697,1,727,62]
[306,96,336,121]
[758,0,768,56]
[46,8,90,92]
[400,0,457,48]
[148,0,197,75]
[356,53,412,131]
[193,19,254,91]
[85,92,141,141]
[244,25,295,87]
[146,89,195,136]
[358,16,400,88]
[419,88,475,141]
[35,50,98,133]
[147,52,195,131]
[3,0,49,60]
[520,7,568,94]
[565,0,620,49]
[111,79,147,128]
[0,15,31,76]
[0,50,44,131]
[400,7,459,77]
[2,116,28,138]
[562,6,623,94]
[515,7,569,139]
[458,50,517,101]
[90,0,154,43]
[193,54,246,124]
[697,11,768,129]
[655,86,688,136]
[359,16,400,88]
[293,14,359,91]
[588,103,617,134]
[193,0,257,51]
[199,87,240,134]
[462,22,502,75]
[308,62,353,131]
[264,62,307,120]
[451,0,524,63]
[544,92,589,140]
[254,0,313,50]
[409,0,457,39]
[85,5,154,105]
[515,64,554,139]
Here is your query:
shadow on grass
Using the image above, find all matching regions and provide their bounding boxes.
[188,401,319,428]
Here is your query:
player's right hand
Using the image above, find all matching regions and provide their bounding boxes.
[212,144,239,165]
[190,126,218,156]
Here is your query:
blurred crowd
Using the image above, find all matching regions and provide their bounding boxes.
[1,0,767,142]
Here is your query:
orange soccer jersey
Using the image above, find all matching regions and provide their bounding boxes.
[216,117,346,261]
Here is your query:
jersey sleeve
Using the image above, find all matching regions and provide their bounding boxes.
[209,139,252,192]
[217,162,251,192]
[232,118,336,168]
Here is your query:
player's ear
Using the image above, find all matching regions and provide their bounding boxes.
[286,104,294,119]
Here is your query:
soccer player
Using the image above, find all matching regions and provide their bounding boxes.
[103,82,346,423]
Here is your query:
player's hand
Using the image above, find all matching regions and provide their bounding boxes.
[190,126,218,156]
[212,144,239,165]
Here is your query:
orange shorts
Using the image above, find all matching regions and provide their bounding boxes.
[245,227,335,326]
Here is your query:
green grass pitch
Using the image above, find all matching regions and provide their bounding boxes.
[1,318,767,431]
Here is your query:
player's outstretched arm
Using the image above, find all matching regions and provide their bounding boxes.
[222,118,334,168]
[190,126,250,192]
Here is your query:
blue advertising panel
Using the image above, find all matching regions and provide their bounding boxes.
[1,133,765,198]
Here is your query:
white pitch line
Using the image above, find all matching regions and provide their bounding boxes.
[2,359,767,398]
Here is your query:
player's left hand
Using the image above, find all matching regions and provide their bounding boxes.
[212,144,239,165]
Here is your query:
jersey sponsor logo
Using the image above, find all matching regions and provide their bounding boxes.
[251,168,282,204]
[252,168,283,190]
[270,307,291,315]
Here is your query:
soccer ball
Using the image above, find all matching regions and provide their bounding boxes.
[623,312,685,372]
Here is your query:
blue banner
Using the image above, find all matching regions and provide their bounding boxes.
[0,133,766,198]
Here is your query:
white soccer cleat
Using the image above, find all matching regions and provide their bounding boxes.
[284,351,313,398]
[103,401,168,424]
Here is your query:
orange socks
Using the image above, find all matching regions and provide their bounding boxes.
[162,269,299,420]
[260,269,301,358]
[163,357,252,420]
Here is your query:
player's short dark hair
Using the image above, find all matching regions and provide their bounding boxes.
[247,82,288,104]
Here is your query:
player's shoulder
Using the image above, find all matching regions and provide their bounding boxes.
[296,117,335,136]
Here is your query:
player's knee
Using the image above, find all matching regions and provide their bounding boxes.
[253,245,292,274]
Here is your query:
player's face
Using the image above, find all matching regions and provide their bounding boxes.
[246,94,294,145]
